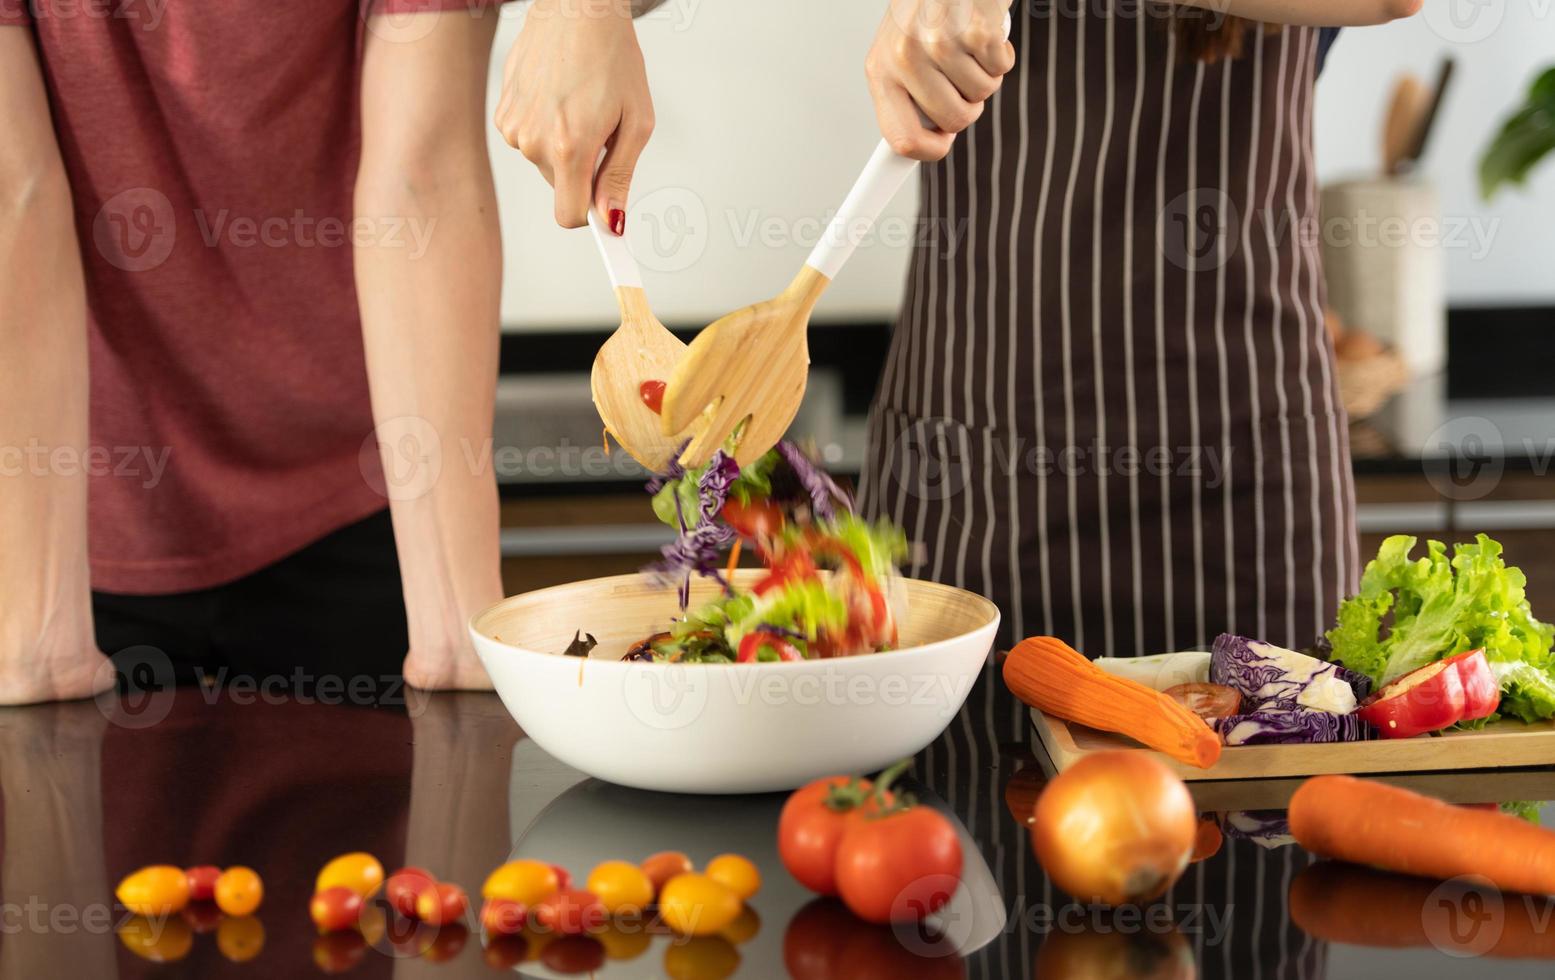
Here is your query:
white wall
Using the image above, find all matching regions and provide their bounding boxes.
[488,4,1555,332]
[1312,8,1554,305]
[488,1,916,331]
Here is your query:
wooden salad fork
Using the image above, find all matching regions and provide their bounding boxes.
[662,16,1012,469]
[587,211,690,473]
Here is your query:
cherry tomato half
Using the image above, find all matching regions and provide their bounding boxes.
[639,380,667,415]
[721,498,785,541]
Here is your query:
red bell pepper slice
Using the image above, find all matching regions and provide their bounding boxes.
[1444,648,1501,720]
[1356,659,1467,738]
[736,632,804,663]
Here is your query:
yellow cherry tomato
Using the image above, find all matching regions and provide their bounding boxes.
[593,920,653,960]
[703,854,761,901]
[117,914,193,963]
[720,905,760,945]
[482,859,560,905]
[214,866,264,916]
[216,915,265,962]
[116,865,191,917]
[315,852,384,899]
[657,874,741,937]
[586,860,655,915]
[663,935,741,980]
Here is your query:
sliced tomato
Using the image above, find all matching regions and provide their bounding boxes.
[1444,648,1501,720]
[722,497,785,541]
[638,380,667,415]
[737,632,804,663]
[1356,659,1466,738]
[1162,683,1242,721]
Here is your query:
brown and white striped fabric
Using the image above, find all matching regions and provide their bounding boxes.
[860,6,1356,976]
[858,0,1359,659]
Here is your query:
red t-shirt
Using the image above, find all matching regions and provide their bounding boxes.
[2,0,497,594]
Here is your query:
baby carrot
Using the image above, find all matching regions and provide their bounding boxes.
[1288,775,1555,896]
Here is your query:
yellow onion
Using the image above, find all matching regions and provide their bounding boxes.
[1033,925,1196,979]
[1030,751,1196,906]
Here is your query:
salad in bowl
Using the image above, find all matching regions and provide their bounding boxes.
[618,442,908,664]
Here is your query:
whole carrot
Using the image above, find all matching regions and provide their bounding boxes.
[1003,636,1221,769]
[1288,775,1555,896]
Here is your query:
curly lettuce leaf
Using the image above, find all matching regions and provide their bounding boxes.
[1327,535,1555,717]
[825,513,908,582]
[728,578,848,649]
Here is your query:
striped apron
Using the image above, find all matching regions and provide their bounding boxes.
[859,2,1358,660]
[859,5,1357,975]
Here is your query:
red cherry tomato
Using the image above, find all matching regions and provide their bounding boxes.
[180,901,223,935]
[310,887,364,933]
[639,380,667,415]
[185,866,221,903]
[782,899,855,980]
[550,865,573,893]
[484,934,530,969]
[481,897,528,936]
[384,867,437,918]
[835,806,962,924]
[415,882,469,927]
[641,851,694,896]
[778,776,883,896]
[532,889,606,936]
[541,935,607,974]
[737,631,805,663]
[721,497,785,541]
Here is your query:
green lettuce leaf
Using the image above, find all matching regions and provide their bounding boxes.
[1327,534,1555,717]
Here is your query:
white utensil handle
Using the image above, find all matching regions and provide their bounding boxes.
[588,210,642,290]
[804,11,1012,282]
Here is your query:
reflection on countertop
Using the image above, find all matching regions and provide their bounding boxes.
[1,667,1552,978]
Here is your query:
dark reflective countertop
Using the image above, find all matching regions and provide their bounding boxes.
[3,667,1553,979]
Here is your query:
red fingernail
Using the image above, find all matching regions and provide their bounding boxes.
[609,208,626,236]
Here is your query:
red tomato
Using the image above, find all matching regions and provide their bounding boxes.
[310,887,364,933]
[1162,683,1242,721]
[185,866,221,903]
[384,867,437,918]
[778,777,882,896]
[550,865,573,893]
[415,882,469,927]
[541,935,607,974]
[1357,659,1466,738]
[639,380,667,415]
[481,897,528,936]
[836,919,966,980]
[737,631,804,663]
[721,498,785,541]
[835,806,962,924]
[1446,648,1501,720]
[532,888,606,936]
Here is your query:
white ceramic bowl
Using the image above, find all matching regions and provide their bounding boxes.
[470,571,1000,794]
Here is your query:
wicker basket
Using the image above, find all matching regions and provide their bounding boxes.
[1336,347,1410,419]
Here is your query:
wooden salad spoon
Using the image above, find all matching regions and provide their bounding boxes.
[661,14,1012,469]
[587,211,691,472]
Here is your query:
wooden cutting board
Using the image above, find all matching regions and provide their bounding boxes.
[1031,708,1555,781]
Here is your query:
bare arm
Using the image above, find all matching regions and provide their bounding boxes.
[0,30,111,704]
[356,9,504,691]
[1173,0,1422,26]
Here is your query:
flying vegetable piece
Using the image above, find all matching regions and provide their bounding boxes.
[562,631,598,658]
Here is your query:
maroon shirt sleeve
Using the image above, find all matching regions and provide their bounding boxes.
[0,0,32,25]
[368,0,509,12]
